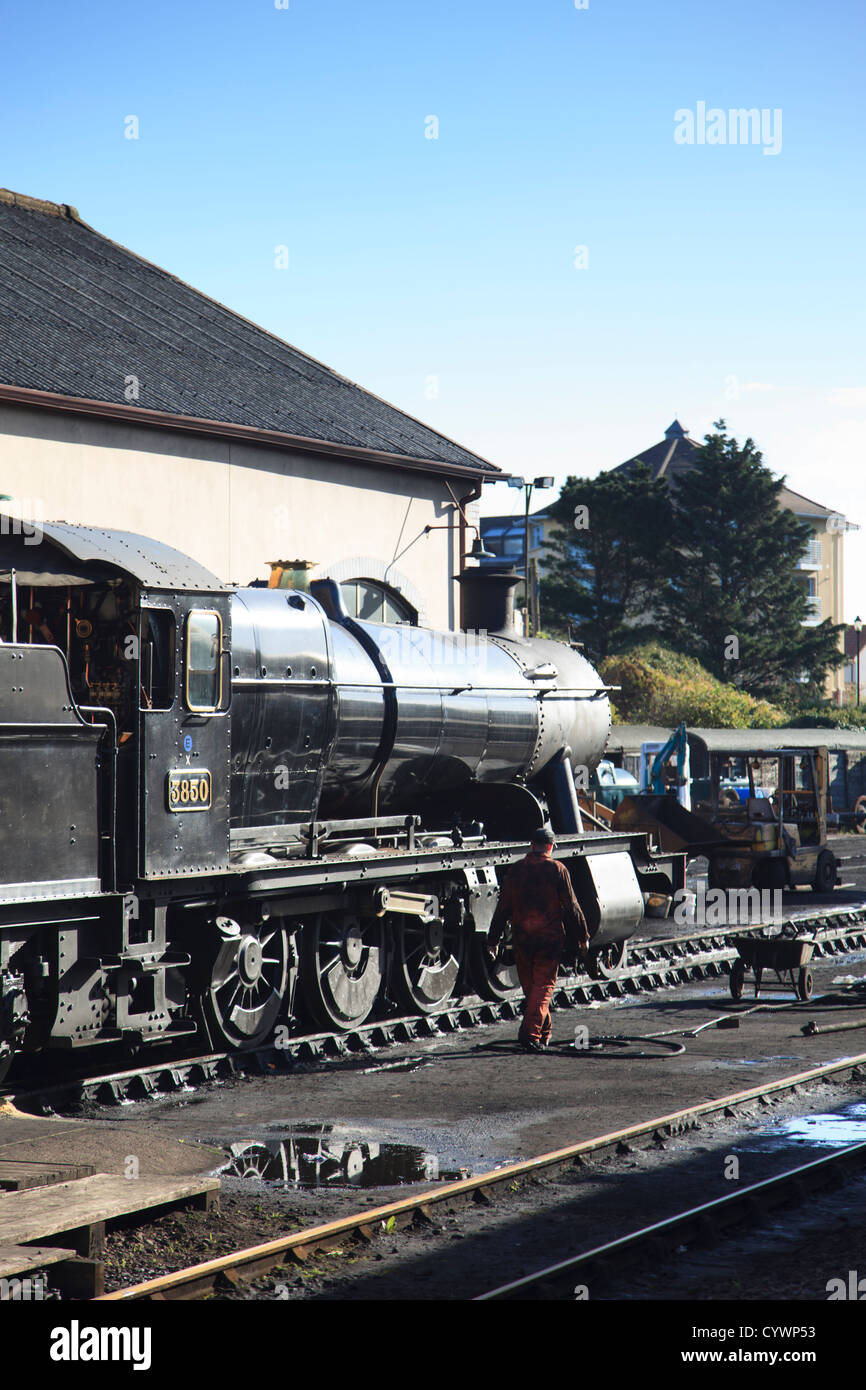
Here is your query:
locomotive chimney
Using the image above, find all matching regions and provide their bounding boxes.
[456,565,521,638]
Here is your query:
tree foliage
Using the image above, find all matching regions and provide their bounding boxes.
[538,423,844,704]
[660,423,844,702]
[787,705,866,730]
[538,464,673,660]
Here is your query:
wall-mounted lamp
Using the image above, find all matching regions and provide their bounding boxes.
[424,522,495,561]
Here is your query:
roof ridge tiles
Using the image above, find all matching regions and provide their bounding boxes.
[0,188,83,222]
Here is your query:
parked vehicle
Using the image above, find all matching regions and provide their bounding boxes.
[590,760,640,810]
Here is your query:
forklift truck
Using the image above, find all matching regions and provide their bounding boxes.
[703,746,837,892]
[614,744,838,894]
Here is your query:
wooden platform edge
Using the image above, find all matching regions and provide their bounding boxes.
[0,1246,104,1298]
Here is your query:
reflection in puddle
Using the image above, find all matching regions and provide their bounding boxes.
[220,1125,441,1188]
[772,1103,866,1148]
[715,1056,803,1067]
[738,1102,866,1153]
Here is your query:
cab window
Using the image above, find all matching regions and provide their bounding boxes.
[186,611,222,711]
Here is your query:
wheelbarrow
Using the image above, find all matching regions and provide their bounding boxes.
[729,930,816,1001]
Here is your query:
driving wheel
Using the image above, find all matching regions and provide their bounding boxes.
[471,927,520,1000]
[585,939,629,980]
[203,917,290,1049]
[390,913,465,1013]
[300,912,384,1031]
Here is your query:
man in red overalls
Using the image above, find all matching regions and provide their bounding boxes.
[488,827,589,1053]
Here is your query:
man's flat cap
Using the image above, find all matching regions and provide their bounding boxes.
[530,826,556,848]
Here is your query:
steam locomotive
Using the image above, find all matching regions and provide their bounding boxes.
[0,518,682,1080]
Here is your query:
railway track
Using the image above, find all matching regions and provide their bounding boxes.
[6,904,866,1113]
[96,1051,866,1301]
[476,1139,866,1300]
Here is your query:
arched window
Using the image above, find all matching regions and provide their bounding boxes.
[340,578,417,625]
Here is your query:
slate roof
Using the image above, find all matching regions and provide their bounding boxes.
[0,190,496,474]
[611,419,703,485]
[612,420,842,520]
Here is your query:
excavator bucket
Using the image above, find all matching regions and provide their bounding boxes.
[612,794,735,856]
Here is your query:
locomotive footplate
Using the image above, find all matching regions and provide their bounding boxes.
[235,828,664,954]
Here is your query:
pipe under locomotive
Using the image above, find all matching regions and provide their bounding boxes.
[0,520,683,1077]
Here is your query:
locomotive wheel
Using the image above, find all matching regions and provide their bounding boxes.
[471,928,520,1001]
[300,913,384,1031]
[585,939,628,980]
[225,1141,289,1183]
[390,913,465,1013]
[204,917,290,1050]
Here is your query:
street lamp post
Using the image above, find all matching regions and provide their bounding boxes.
[855,616,862,706]
[509,475,554,636]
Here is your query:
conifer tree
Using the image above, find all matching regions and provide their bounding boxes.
[539,463,673,660]
[661,422,843,701]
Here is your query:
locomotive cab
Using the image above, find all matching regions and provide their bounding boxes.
[0,520,233,897]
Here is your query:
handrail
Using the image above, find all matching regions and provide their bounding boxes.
[77,705,117,893]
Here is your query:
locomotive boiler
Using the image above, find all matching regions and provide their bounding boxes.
[0,518,682,1078]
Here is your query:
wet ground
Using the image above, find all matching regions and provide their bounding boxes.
[101,1078,866,1301]
[59,940,866,1298]
[63,949,866,1181]
[5,835,866,1300]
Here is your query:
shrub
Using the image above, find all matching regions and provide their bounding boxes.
[787,706,866,731]
[601,643,787,729]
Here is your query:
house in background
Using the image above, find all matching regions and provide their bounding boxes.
[0,189,501,631]
[481,419,859,683]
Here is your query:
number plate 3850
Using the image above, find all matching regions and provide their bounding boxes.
[166,769,212,811]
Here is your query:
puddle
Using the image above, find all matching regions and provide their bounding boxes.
[712,1056,804,1068]
[736,1101,866,1153]
[218,1124,449,1188]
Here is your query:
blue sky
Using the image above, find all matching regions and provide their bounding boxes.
[3,0,865,612]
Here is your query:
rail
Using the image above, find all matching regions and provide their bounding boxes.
[97,1052,866,1301]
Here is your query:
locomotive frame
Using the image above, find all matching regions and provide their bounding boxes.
[0,518,683,1079]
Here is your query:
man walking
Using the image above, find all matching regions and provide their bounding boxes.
[488,827,589,1053]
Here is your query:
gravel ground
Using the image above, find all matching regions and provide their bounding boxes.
[100,1077,866,1301]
